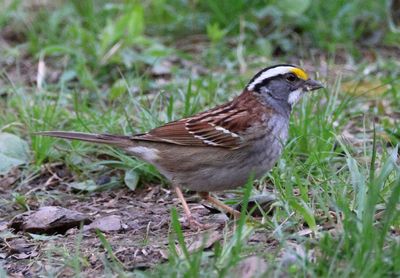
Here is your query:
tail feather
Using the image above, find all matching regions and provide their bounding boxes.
[36,131,133,147]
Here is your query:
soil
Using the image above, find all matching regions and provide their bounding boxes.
[0,164,273,277]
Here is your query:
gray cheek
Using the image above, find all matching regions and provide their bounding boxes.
[268,83,291,100]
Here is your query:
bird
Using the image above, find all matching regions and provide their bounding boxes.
[37,64,323,228]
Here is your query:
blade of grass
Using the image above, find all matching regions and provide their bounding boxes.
[170,208,190,260]
[95,229,125,270]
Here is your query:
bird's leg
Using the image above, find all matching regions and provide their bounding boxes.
[173,186,208,229]
[198,192,241,219]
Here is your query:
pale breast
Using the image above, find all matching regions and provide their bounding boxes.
[170,115,290,192]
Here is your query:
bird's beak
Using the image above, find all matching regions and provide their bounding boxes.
[303,79,324,92]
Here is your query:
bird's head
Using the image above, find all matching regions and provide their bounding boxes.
[246,64,324,108]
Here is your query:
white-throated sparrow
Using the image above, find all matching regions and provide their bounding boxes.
[38,64,323,228]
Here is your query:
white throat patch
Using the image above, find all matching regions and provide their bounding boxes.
[288,89,303,106]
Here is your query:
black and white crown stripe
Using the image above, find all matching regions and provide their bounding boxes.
[246,65,299,91]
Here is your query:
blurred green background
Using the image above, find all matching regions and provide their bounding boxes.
[1,0,398,91]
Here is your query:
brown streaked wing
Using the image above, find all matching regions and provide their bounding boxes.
[134,91,266,149]
[138,120,207,146]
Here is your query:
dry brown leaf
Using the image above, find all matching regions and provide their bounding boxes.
[9,206,91,234]
[175,229,222,256]
[84,215,126,233]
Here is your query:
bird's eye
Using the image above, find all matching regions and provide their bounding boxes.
[286,73,297,82]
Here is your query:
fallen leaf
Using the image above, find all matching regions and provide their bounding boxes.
[84,215,125,232]
[9,206,92,234]
[176,229,222,256]
[6,238,34,254]
[11,250,38,260]
[187,229,222,253]
[4,237,39,260]
[0,133,30,175]
[124,169,139,191]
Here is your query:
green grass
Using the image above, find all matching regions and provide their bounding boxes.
[1,0,399,277]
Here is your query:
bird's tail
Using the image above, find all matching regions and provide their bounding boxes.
[36,131,133,147]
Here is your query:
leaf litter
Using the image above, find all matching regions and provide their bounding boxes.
[0,174,235,276]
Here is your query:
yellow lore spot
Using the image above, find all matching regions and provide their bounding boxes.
[290,68,308,80]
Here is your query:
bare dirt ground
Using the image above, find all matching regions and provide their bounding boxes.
[0,164,275,277]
